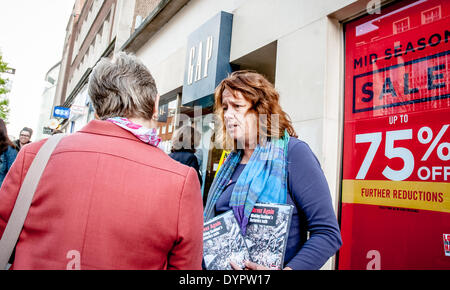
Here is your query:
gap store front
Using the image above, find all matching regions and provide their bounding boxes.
[127,0,449,269]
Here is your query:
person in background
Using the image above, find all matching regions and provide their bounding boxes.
[169,125,202,185]
[0,119,18,187]
[0,52,203,270]
[14,127,33,151]
[204,70,342,270]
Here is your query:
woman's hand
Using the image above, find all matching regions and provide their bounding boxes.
[230,260,269,270]
[230,260,293,270]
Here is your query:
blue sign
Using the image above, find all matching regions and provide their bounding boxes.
[182,11,233,107]
[53,106,70,119]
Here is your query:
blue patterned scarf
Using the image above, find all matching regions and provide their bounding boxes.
[204,131,289,235]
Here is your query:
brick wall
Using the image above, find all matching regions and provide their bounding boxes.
[131,0,162,33]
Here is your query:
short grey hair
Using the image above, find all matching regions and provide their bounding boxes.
[88,52,158,120]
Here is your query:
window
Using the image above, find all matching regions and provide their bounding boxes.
[422,6,441,24]
[98,25,103,38]
[393,17,409,34]
[89,44,94,63]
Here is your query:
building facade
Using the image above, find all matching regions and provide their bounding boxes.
[54,0,450,270]
[35,62,61,140]
[53,0,136,133]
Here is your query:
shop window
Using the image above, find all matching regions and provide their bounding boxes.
[157,97,179,153]
[98,25,103,38]
[340,0,450,270]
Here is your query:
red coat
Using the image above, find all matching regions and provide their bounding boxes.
[0,120,203,269]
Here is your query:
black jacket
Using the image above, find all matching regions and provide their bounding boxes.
[13,139,30,151]
[169,150,202,185]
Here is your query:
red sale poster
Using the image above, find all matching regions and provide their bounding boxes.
[339,0,450,269]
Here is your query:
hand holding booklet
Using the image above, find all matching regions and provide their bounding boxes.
[203,203,294,270]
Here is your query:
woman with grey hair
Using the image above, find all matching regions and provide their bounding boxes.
[0,53,204,269]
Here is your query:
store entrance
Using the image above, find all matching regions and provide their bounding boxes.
[178,105,222,205]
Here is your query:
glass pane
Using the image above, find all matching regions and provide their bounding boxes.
[341,0,450,269]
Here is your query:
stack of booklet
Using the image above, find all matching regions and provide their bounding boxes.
[203,203,294,270]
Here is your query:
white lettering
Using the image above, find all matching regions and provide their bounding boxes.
[179,274,213,287]
[204,36,213,78]
[187,46,195,85]
[366,250,381,270]
[194,41,203,82]
[432,166,442,180]
[367,0,381,15]
[417,166,431,180]
[66,250,81,270]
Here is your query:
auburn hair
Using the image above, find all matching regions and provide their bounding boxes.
[214,70,297,149]
[0,119,15,153]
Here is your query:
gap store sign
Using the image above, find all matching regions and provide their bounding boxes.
[182,11,233,107]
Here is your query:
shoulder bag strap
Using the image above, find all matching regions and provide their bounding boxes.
[0,133,65,269]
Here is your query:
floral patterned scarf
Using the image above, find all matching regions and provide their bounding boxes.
[106,117,161,147]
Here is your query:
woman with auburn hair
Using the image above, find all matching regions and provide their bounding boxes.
[204,70,342,270]
[0,119,17,186]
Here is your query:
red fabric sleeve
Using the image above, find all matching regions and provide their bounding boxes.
[0,147,27,237]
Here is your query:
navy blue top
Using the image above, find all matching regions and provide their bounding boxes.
[169,150,202,185]
[0,146,18,187]
[215,138,342,270]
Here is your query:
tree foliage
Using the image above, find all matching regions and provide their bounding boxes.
[0,98,10,121]
[0,52,11,123]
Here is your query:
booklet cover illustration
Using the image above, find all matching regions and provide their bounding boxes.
[244,203,294,269]
[203,210,250,270]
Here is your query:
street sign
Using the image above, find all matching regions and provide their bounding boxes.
[70,104,86,115]
[53,106,70,119]
[43,127,52,135]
